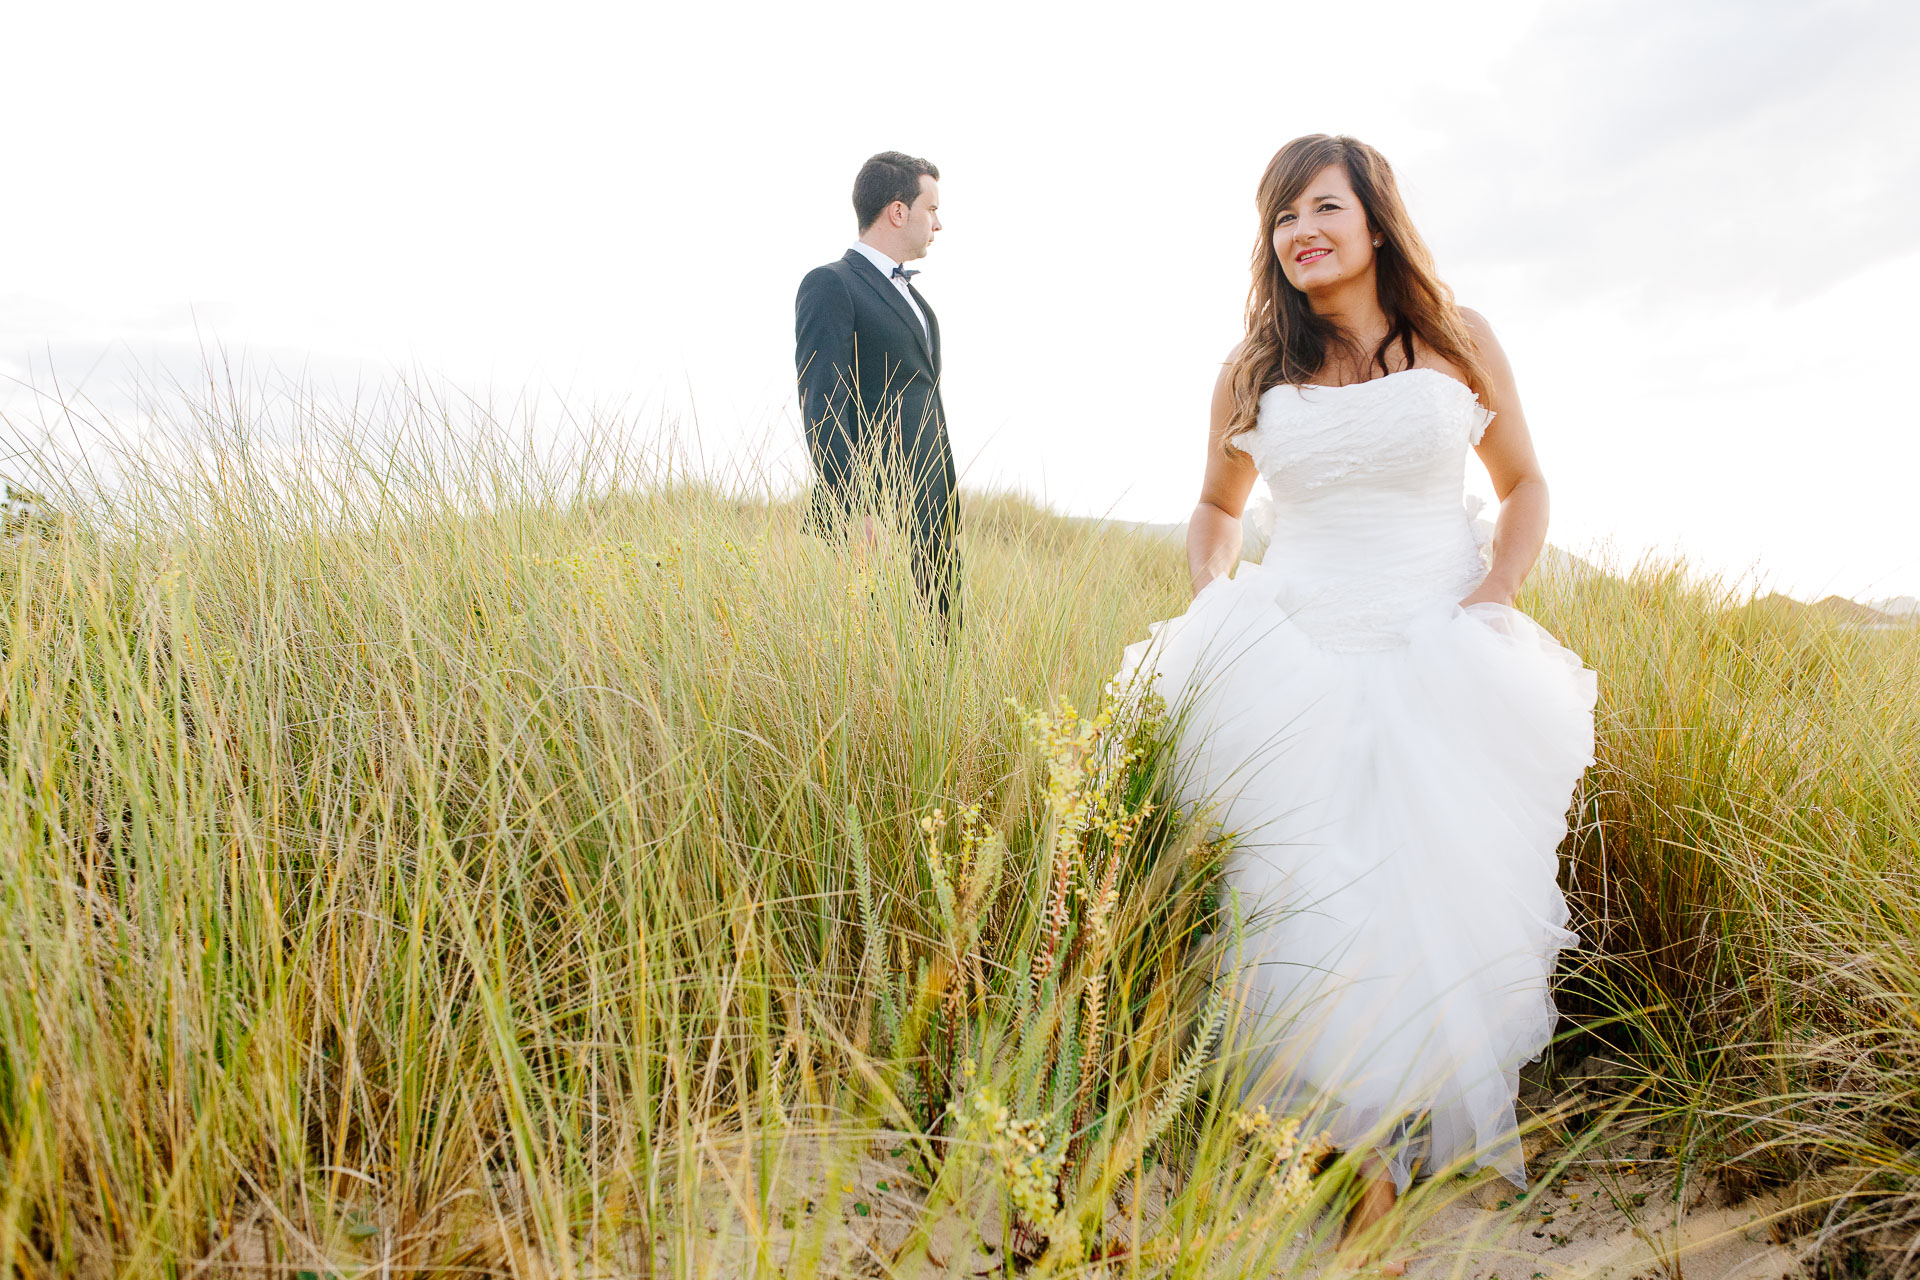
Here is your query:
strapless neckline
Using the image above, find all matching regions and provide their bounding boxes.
[1291,366,1476,399]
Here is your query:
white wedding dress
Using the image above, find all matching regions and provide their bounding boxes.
[1111,367,1597,1192]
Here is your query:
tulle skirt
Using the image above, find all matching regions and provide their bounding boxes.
[1112,559,1597,1192]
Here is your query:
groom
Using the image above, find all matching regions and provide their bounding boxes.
[794,150,960,628]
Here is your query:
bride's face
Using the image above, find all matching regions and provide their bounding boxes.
[1272,163,1376,294]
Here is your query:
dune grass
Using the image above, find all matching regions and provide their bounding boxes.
[0,388,1347,1278]
[1534,564,1920,1270]
[0,381,1916,1276]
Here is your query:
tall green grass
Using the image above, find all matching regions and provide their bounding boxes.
[1533,563,1920,1270]
[1,380,1915,1275]
[0,388,1350,1278]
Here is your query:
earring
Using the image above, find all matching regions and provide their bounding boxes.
[1373,237,1383,247]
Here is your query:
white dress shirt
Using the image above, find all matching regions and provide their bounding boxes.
[849,241,928,341]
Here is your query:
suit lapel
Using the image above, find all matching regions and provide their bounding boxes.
[843,249,934,364]
[910,283,940,373]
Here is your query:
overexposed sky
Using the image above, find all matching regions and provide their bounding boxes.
[4,0,1917,600]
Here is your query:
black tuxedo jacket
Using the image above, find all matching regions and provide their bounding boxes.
[795,248,959,620]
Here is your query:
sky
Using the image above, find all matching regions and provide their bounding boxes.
[4,0,1918,601]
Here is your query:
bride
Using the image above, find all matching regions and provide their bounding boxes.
[1113,134,1597,1271]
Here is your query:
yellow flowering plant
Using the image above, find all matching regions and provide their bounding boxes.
[868,685,1244,1265]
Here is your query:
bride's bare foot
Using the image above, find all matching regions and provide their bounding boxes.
[1340,1158,1410,1275]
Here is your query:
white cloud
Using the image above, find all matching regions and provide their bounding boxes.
[1410,0,1920,306]
[2,0,1916,598]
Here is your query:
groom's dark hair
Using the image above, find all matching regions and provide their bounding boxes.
[853,151,940,231]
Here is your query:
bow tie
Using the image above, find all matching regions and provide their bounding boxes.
[891,264,920,283]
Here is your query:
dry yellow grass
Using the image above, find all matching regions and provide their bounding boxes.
[0,380,1914,1276]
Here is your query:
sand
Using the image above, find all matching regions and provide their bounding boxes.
[635,1116,1812,1279]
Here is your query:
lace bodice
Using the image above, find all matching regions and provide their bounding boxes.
[1235,368,1496,652]
[1247,366,1493,494]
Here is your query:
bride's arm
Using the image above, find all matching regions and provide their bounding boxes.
[1460,309,1550,608]
[1190,353,1260,597]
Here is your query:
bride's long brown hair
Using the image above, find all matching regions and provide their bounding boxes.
[1224,134,1491,453]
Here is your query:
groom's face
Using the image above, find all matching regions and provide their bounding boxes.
[900,175,942,261]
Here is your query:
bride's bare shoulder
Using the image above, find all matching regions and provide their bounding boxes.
[1458,307,1506,358]
[1214,340,1248,395]
[1211,341,1247,402]
[1411,309,1498,384]
[1213,341,1249,406]
[1210,342,1258,463]
[1456,307,1516,380]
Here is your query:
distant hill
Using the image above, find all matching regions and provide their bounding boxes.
[1746,593,1916,630]
[1532,543,1603,582]
[1811,595,1893,625]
